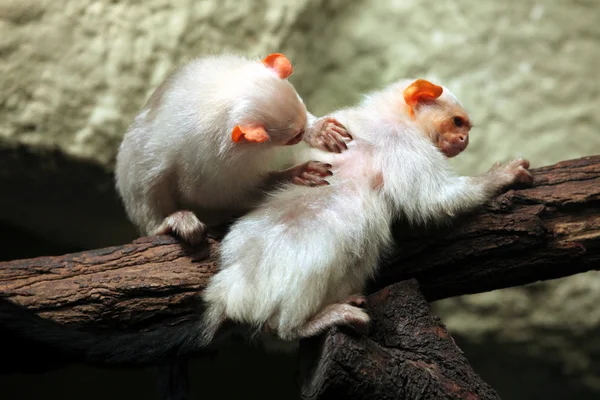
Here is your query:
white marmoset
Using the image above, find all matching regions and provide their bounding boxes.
[115,52,351,245]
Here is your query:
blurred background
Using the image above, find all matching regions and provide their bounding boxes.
[1,0,599,399]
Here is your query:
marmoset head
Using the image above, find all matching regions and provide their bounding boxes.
[403,79,472,158]
[230,53,307,147]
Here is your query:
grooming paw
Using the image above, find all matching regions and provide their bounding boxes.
[290,161,333,187]
[305,117,352,153]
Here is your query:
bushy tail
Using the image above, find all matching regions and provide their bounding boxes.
[0,297,220,367]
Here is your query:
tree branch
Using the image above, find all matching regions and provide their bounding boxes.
[1,155,599,331]
[298,280,502,400]
[382,155,600,300]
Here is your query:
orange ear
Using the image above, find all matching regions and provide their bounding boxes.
[261,53,293,79]
[403,79,443,107]
[232,124,270,143]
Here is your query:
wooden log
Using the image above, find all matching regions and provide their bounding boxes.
[298,280,502,400]
[0,155,599,331]
[382,154,600,300]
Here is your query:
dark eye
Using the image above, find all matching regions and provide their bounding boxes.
[453,116,464,128]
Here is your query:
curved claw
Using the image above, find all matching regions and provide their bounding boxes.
[290,161,333,187]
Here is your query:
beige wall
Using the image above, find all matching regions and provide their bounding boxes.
[297,1,600,175]
[2,1,598,171]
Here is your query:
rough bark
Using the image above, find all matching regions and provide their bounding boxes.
[298,279,501,400]
[382,155,600,300]
[0,235,217,329]
[0,155,599,331]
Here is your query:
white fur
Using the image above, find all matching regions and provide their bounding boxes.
[202,79,528,346]
[115,54,309,234]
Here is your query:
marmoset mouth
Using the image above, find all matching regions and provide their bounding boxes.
[443,138,469,157]
[285,131,305,146]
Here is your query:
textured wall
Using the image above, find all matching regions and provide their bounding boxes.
[298,1,600,175]
[0,0,350,165]
[0,0,599,399]
[4,1,596,171]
